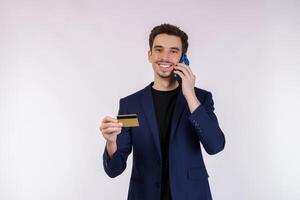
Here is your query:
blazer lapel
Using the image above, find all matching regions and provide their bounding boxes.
[141,83,162,160]
[170,86,187,142]
[140,82,188,160]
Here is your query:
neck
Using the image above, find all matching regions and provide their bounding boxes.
[152,76,179,91]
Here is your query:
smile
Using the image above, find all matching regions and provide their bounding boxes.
[158,63,173,68]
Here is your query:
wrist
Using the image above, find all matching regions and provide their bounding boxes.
[106,141,117,158]
[107,140,117,146]
[185,93,201,113]
[185,92,197,103]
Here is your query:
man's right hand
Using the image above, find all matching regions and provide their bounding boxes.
[99,116,123,158]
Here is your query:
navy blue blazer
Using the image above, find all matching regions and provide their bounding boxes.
[103,82,225,200]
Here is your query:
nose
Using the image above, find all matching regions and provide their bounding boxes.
[160,51,171,61]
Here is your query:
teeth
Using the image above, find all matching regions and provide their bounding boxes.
[159,64,172,68]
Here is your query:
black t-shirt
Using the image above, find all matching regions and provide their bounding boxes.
[151,84,180,200]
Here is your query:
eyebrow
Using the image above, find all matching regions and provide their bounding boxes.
[170,47,180,51]
[153,45,180,51]
[153,45,163,49]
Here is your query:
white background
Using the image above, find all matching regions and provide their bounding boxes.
[1,0,299,199]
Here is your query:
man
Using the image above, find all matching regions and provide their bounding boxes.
[99,24,225,200]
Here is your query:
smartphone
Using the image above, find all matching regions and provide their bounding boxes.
[174,54,190,84]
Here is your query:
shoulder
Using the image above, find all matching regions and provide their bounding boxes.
[119,86,148,103]
[194,86,212,98]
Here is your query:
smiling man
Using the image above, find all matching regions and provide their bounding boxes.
[100,24,225,200]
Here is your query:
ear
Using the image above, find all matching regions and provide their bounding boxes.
[148,50,152,63]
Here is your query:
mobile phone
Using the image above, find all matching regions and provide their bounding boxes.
[174,54,190,84]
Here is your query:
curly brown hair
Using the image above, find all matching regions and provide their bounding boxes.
[149,24,189,54]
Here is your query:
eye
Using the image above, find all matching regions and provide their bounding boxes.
[155,49,162,52]
[171,50,178,54]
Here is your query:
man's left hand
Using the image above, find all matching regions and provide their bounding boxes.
[174,63,196,97]
[174,63,201,112]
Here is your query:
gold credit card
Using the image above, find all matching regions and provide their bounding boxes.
[117,114,139,127]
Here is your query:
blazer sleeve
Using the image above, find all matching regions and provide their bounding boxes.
[103,98,132,178]
[188,91,225,155]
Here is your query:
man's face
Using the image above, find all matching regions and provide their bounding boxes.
[148,34,182,79]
